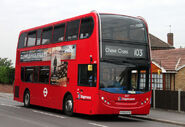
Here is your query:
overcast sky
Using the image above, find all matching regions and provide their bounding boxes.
[0,0,185,65]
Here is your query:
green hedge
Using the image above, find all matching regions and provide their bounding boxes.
[0,66,15,84]
[0,58,15,85]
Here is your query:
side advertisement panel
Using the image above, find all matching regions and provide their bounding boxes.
[20,45,76,86]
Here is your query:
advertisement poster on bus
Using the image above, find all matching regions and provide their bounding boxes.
[20,48,52,62]
[50,59,68,86]
[60,45,76,60]
[50,45,76,85]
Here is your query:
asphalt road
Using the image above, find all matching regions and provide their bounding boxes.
[0,93,181,127]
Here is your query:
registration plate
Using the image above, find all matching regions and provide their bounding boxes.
[119,111,131,115]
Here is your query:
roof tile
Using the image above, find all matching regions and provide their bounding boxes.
[152,48,185,71]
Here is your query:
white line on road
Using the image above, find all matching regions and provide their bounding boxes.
[0,103,21,109]
[32,110,65,119]
[89,123,109,127]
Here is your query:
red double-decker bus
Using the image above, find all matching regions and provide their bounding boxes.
[14,11,152,116]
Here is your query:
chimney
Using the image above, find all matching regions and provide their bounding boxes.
[167,33,173,46]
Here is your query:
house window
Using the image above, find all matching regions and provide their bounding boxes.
[140,73,146,89]
[152,73,163,90]
[165,74,171,90]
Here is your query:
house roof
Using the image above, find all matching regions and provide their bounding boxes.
[149,33,174,50]
[152,48,185,72]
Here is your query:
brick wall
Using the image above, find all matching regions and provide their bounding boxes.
[175,67,185,91]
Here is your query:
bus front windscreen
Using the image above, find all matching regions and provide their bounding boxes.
[100,14,147,43]
[100,62,150,94]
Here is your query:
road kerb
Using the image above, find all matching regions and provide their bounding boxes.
[128,115,185,126]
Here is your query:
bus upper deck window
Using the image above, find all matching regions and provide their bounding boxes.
[18,32,27,48]
[65,20,80,41]
[41,27,53,45]
[80,17,94,39]
[53,23,65,43]
[27,31,36,47]
[36,29,42,46]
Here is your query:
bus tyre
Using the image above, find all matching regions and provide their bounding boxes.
[64,95,73,116]
[24,91,30,107]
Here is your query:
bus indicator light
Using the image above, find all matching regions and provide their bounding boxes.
[43,88,48,97]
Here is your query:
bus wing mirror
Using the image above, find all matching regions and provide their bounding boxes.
[67,77,70,84]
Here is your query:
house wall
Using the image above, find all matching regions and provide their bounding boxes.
[175,67,185,91]
[170,74,175,91]
[151,63,160,73]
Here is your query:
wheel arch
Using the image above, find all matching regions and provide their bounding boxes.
[62,92,73,109]
[23,88,30,102]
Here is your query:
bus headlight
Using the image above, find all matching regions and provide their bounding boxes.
[101,96,110,105]
[104,99,107,103]
[101,97,104,100]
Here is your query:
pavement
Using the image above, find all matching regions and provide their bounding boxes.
[0,92,185,126]
[131,108,185,126]
[0,92,13,98]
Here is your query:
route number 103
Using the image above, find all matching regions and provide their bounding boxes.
[134,49,143,57]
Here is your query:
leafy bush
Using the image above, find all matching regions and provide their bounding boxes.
[0,58,15,84]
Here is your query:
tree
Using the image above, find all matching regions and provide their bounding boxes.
[0,57,14,84]
[0,58,13,67]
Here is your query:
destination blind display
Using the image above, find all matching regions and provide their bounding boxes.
[103,45,146,59]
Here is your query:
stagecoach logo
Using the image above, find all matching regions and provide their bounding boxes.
[77,93,91,100]
[43,88,48,97]
[118,96,135,101]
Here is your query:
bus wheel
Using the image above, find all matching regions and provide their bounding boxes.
[24,90,30,107]
[64,95,73,116]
